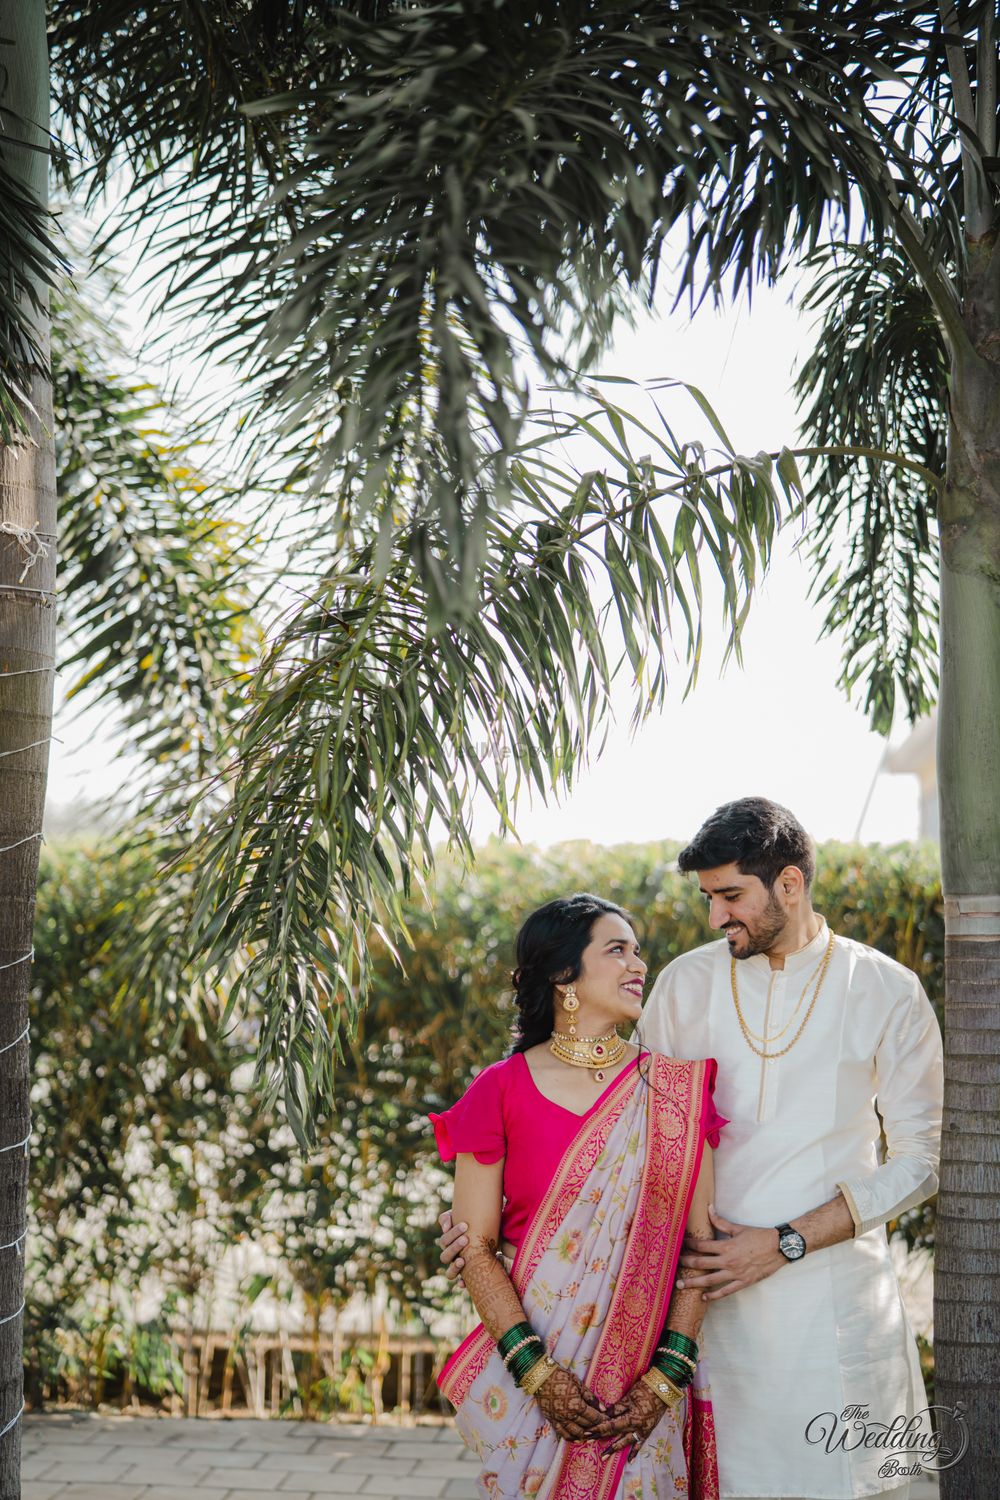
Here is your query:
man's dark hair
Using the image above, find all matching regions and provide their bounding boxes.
[677,797,815,890]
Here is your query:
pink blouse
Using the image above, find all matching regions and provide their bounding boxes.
[431,1051,728,1249]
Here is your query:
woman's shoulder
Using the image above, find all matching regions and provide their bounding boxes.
[456,1052,523,1101]
[430,1055,518,1163]
[476,1052,523,1081]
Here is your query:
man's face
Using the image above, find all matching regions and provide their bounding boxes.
[696,863,788,959]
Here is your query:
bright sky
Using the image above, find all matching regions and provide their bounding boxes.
[46,265,926,847]
[465,280,925,848]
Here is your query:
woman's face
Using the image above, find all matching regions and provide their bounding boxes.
[558,911,647,1030]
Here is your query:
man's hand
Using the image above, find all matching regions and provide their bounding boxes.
[676,1204,785,1300]
[587,1380,673,1458]
[437,1210,469,1283]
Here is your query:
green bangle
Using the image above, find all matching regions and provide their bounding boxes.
[662,1329,698,1359]
[505,1338,543,1371]
[509,1344,545,1387]
[654,1348,694,1372]
[497,1322,535,1360]
[657,1346,696,1371]
[652,1353,694,1389]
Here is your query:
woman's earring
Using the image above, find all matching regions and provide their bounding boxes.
[562,984,579,1035]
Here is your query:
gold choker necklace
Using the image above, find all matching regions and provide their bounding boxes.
[549,1029,626,1082]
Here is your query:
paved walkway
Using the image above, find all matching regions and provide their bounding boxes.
[24,1411,940,1498]
[23,1413,478,1500]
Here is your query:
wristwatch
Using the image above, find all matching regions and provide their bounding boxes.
[775,1222,806,1261]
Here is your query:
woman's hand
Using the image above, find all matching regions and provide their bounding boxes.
[534,1368,617,1444]
[587,1379,675,1459]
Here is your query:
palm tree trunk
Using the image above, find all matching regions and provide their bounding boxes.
[935,277,1000,1498]
[0,4,55,1495]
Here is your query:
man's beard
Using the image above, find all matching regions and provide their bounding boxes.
[726,890,788,959]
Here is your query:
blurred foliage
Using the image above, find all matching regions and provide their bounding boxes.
[27,834,941,1406]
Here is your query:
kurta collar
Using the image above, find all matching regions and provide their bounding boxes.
[743,915,830,977]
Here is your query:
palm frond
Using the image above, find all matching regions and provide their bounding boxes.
[793,242,947,733]
[51,252,262,797]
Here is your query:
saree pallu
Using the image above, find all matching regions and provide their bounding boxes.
[439,1053,720,1500]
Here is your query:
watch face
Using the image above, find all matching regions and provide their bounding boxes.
[779,1230,806,1260]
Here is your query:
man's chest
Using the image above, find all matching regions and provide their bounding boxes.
[671,963,885,1127]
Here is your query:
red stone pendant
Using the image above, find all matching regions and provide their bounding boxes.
[594,1070,605,1082]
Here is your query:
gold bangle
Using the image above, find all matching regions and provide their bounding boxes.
[521,1354,558,1398]
[640,1368,684,1408]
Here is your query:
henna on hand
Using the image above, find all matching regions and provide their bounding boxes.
[535,1368,609,1443]
[460,1235,527,1341]
[593,1381,676,1457]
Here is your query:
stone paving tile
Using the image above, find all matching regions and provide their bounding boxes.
[35,1464,135,1486]
[409,1460,485,1479]
[21,1458,55,1479]
[257,1450,369,1473]
[278,1475,368,1495]
[361,1477,450,1497]
[242,1494,313,1500]
[381,1441,467,1462]
[24,1435,117,1452]
[334,1456,415,1475]
[289,1434,393,1456]
[123,1463,212,1486]
[42,1487,145,1500]
[176,1446,271,1469]
[32,1424,170,1448]
[198,1466,296,1490]
[166,1425,284,1448]
[23,1487,61,1500]
[30,1443,119,1464]
[143,1491,257,1500]
[110,1444,215,1468]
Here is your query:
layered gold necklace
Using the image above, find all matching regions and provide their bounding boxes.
[730,929,836,1060]
[549,1029,626,1083]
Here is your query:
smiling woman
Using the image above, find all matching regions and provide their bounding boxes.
[429,894,727,1499]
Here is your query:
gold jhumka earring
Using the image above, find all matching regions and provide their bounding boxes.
[561,983,580,1035]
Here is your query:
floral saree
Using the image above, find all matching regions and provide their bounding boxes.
[438,1053,720,1500]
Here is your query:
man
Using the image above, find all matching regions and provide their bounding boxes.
[438,798,943,1500]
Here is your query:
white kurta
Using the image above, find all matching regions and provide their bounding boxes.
[638,920,943,1500]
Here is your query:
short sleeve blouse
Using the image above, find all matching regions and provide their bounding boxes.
[431,1052,728,1248]
[430,1058,507,1165]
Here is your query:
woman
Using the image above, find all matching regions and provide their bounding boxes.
[430,893,726,1499]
